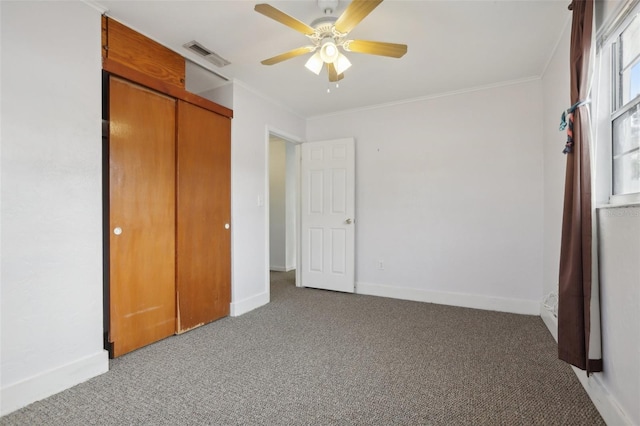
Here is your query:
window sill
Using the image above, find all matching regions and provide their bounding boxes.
[598,200,640,210]
[602,193,640,208]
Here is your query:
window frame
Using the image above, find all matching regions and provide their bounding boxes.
[602,1,640,206]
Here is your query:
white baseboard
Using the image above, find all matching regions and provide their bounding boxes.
[230,291,269,317]
[269,266,295,272]
[0,350,109,416]
[540,303,633,426]
[540,303,558,340]
[356,281,540,315]
[269,265,286,272]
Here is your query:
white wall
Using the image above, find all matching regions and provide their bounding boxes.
[269,137,297,272]
[0,1,108,415]
[0,2,305,413]
[597,206,640,425]
[285,141,297,271]
[307,81,544,314]
[230,83,305,315]
[269,138,287,270]
[541,21,570,302]
[200,82,233,111]
[587,3,640,424]
[0,0,633,420]
[540,6,640,423]
[593,16,640,425]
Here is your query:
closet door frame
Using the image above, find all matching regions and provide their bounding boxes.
[102,59,232,358]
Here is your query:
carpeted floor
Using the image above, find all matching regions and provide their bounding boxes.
[2,271,604,425]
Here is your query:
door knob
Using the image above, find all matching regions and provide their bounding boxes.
[345,218,353,224]
[113,227,122,235]
[224,223,230,230]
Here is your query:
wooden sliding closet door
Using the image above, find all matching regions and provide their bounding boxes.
[176,100,231,332]
[109,77,176,356]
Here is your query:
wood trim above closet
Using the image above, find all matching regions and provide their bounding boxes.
[102,16,185,89]
[103,58,233,119]
[102,16,232,119]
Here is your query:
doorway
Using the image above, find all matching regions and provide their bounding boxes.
[268,133,299,287]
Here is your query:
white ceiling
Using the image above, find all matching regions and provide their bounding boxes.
[98,0,570,118]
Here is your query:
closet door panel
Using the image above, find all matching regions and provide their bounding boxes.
[109,77,176,356]
[176,100,231,332]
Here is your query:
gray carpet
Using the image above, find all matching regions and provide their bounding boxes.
[2,271,604,425]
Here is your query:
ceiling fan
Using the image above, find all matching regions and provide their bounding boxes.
[254,0,407,82]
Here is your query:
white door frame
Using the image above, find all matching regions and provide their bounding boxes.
[265,130,356,294]
[265,127,304,296]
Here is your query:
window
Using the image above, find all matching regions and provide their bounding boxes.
[611,11,640,197]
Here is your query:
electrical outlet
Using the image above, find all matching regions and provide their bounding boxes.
[376,260,384,270]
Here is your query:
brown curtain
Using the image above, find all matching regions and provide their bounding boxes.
[558,0,602,374]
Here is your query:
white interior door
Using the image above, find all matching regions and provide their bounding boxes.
[300,138,355,293]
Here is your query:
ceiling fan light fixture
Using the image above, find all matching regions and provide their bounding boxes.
[334,52,352,75]
[305,51,324,75]
[255,0,408,83]
[319,38,339,63]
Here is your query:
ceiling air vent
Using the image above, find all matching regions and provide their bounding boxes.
[183,41,231,68]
